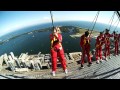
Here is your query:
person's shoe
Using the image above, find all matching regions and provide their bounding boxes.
[109,56,112,59]
[52,71,56,76]
[100,59,104,62]
[96,60,100,64]
[81,64,84,69]
[89,62,92,65]
[88,62,92,67]
[105,58,108,61]
[65,69,68,74]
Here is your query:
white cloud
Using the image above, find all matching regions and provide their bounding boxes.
[43,16,51,22]
[43,17,50,20]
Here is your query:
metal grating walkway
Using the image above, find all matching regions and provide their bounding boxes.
[66,54,120,79]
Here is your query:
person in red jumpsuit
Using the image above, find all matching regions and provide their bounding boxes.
[95,32,105,64]
[104,29,113,61]
[50,27,68,76]
[113,31,119,56]
[80,31,92,68]
[118,33,120,47]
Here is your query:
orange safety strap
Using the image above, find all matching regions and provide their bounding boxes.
[51,36,59,49]
[83,37,90,45]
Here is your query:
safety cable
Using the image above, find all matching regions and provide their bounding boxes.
[114,20,119,31]
[50,11,54,30]
[88,11,99,31]
[89,11,100,36]
[109,11,115,30]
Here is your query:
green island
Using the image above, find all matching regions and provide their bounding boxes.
[0,26,100,45]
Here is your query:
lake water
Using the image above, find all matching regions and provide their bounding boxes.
[0,21,119,56]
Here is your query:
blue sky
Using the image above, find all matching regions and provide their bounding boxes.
[0,11,120,36]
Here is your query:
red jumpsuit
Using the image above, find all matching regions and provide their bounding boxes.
[104,33,113,58]
[80,34,91,65]
[113,33,119,55]
[95,35,104,61]
[50,33,66,72]
[118,34,120,46]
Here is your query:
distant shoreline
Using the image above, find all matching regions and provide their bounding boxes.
[66,26,100,39]
[0,26,100,45]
